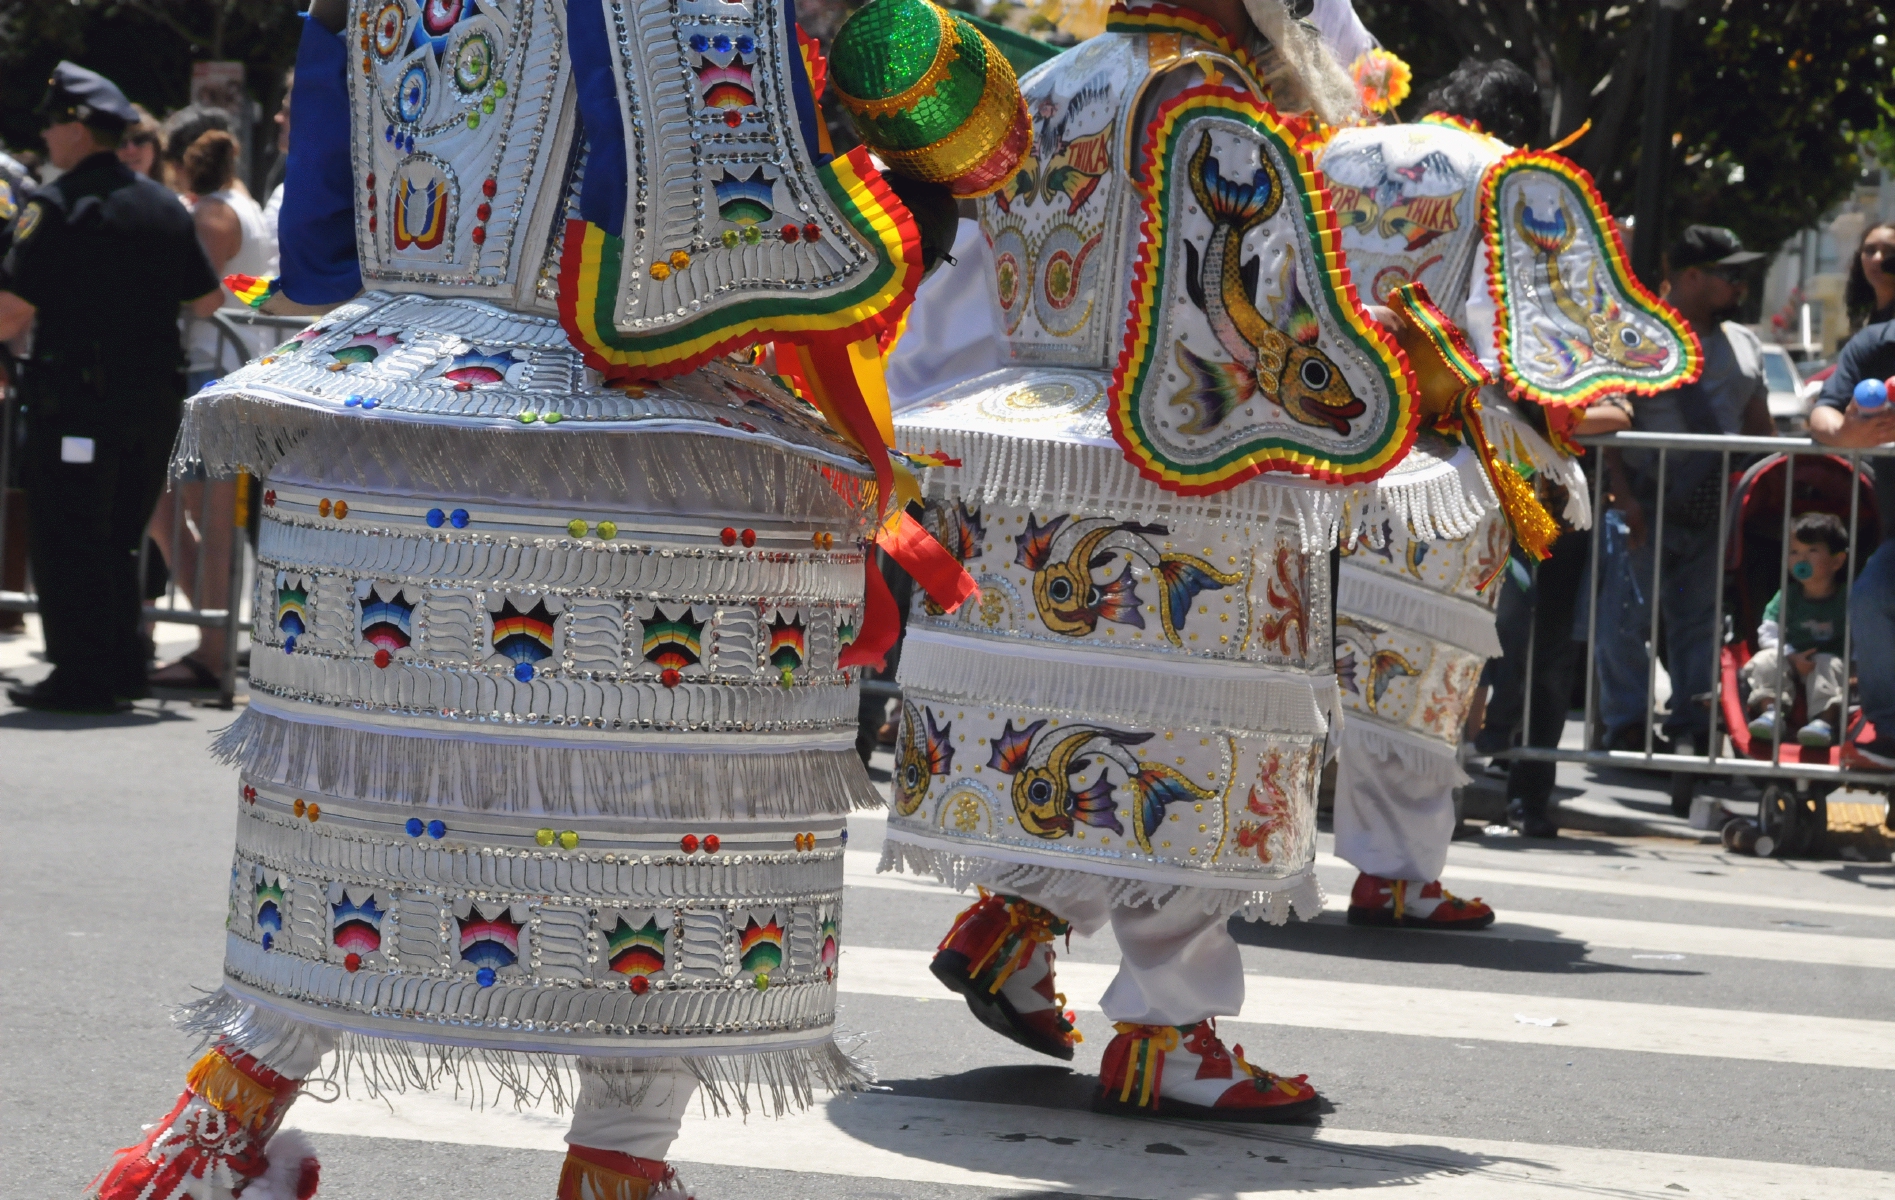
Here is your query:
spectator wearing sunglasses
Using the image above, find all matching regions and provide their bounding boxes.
[1592,225,1772,756]
[1847,221,1895,332]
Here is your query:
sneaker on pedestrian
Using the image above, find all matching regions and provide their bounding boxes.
[1506,797,1558,839]
[1748,708,1778,743]
[1796,718,1834,749]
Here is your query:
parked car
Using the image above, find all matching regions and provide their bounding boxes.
[1760,343,1807,431]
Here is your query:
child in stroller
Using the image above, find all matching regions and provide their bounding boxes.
[1743,513,1851,749]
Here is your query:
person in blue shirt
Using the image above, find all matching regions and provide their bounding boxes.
[1810,317,1895,766]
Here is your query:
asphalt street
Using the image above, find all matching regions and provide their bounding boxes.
[3,624,1893,1200]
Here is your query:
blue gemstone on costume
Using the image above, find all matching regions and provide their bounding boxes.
[513,662,535,683]
[385,124,395,142]
[361,397,380,409]
[450,508,470,528]
[283,635,297,654]
[426,508,445,528]
[428,819,446,839]
[840,828,849,843]
[712,34,731,51]
[406,817,425,836]
[476,967,496,987]
[345,395,362,406]
[261,932,274,951]
[736,35,755,53]
[688,33,708,51]
[200,379,219,391]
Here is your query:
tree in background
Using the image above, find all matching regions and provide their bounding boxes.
[1354,0,1893,255]
[0,0,299,184]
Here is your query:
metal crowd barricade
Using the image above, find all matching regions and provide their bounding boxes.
[1499,430,1895,849]
[0,308,309,708]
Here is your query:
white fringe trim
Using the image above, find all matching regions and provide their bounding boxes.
[896,386,1493,551]
[877,839,1326,926]
[1335,714,1468,790]
[898,629,1334,736]
[1337,566,1504,658]
[244,1129,318,1200]
[178,989,871,1118]
[213,706,882,817]
[175,389,874,531]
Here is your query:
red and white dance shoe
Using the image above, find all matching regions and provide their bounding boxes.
[1346,872,1496,930]
[557,1147,692,1199]
[93,1047,318,1200]
[930,891,1081,1060]
[1093,1020,1319,1122]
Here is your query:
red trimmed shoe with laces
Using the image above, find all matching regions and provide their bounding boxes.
[1346,872,1495,930]
[930,891,1081,1060]
[1092,1019,1319,1122]
[557,1145,691,1199]
[93,1047,317,1200]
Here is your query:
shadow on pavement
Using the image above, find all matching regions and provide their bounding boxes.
[0,704,193,731]
[1229,915,1701,977]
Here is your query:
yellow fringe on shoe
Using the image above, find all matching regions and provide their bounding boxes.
[184,1050,286,1130]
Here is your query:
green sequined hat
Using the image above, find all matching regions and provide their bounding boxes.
[830,0,1031,198]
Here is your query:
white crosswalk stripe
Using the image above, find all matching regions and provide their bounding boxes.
[839,944,1895,1069]
[848,851,1895,970]
[290,1084,1895,1199]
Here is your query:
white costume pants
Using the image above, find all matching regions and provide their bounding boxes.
[226,1006,696,1161]
[1331,734,1457,883]
[1009,884,1244,1026]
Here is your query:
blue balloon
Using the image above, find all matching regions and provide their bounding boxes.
[1855,378,1888,410]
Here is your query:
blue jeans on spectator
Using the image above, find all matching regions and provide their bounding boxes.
[1591,508,1722,745]
[1849,540,1895,741]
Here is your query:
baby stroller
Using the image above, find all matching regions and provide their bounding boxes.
[1714,451,1882,855]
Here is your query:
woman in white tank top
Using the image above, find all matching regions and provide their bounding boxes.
[148,128,276,693]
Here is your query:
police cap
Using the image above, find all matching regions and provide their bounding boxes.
[33,61,139,132]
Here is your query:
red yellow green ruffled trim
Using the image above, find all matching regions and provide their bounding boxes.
[1104,0,1266,88]
[1109,86,1421,494]
[1479,148,1703,409]
[557,147,922,382]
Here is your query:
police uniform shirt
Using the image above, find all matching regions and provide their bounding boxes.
[0,149,219,393]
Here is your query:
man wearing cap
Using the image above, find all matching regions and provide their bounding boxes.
[1590,225,1773,770]
[0,62,223,713]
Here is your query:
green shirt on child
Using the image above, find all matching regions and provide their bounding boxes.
[1761,581,1849,656]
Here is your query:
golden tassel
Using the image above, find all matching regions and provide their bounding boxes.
[1463,395,1559,562]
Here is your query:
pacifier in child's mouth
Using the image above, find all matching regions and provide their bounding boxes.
[1792,560,1815,581]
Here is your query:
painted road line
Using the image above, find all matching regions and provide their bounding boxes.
[846,852,1895,970]
[841,945,1895,1069]
[1319,852,1895,920]
[287,1086,1895,1199]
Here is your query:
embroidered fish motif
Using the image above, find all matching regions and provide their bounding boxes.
[1513,198,1668,372]
[986,720,1214,851]
[1016,515,1156,637]
[895,703,954,816]
[1175,132,1366,436]
[1155,554,1243,647]
[1365,649,1421,711]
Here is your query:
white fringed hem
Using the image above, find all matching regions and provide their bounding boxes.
[178,988,872,1118]
[877,837,1325,926]
[897,425,1493,551]
[212,705,883,817]
[1336,715,1469,790]
[1337,566,1504,658]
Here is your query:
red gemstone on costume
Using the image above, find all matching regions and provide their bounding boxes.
[715,416,733,426]
[367,192,377,210]
[374,649,392,669]
[803,223,820,241]
[455,381,472,392]
[344,953,362,972]
[368,215,378,232]
[660,668,681,688]
[630,975,649,994]
[366,173,376,188]
[724,111,742,127]
[263,490,276,507]
[720,527,737,546]
[680,834,699,853]
[702,834,720,853]
[471,227,486,244]
[738,421,758,432]
[740,528,756,547]
[482,178,497,197]
[780,224,799,243]
[477,203,492,221]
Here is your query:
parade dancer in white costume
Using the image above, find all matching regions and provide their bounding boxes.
[862,0,1515,1119]
[90,0,1015,1194]
[1315,49,1702,924]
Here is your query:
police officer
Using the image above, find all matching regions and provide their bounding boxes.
[0,63,222,712]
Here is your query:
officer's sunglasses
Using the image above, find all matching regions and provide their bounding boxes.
[1703,264,1749,285]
